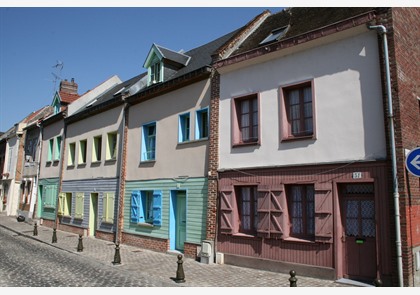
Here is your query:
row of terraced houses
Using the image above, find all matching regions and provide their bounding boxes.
[1,7,419,287]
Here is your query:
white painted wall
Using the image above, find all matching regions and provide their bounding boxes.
[126,79,210,180]
[219,31,386,170]
[63,106,124,180]
[39,120,64,179]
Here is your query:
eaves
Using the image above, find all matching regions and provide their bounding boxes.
[127,66,212,106]
[213,10,377,70]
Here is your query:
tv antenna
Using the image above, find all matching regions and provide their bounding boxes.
[51,60,64,95]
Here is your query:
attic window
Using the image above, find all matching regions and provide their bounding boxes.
[150,61,161,85]
[259,26,289,45]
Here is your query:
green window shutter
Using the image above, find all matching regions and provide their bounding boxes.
[104,193,115,223]
[152,190,162,226]
[131,191,142,223]
[75,193,84,219]
[58,193,65,215]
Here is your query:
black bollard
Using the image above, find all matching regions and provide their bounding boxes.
[289,270,297,287]
[52,228,57,243]
[77,234,83,252]
[175,254,186,283]
[373,278,383,287]
[33,223,38,236]
[112,243,121,265]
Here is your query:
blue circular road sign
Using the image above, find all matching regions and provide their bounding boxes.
[406,147,420,177]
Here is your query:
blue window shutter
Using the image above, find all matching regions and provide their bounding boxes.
[131,191,141,223]
[152,190,162,226]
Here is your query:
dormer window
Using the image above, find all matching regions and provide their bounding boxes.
[150,61,161,84]
[259,25,289,45]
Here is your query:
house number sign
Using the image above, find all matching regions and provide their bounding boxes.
[352,172,362,179]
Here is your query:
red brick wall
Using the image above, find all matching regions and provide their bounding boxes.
[376,7,420,286]
[95,230,115,243]
[122,232,169,253]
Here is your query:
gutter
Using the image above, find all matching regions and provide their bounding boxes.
[368,24,403,287]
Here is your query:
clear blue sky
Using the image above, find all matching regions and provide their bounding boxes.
[0,6,285,132]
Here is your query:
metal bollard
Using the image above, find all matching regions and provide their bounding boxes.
[33,223,38,236]
[112,243,121,265]
[52,228,57,243]
[77,234,83,252]
[174,254,186,283]
[289,270,297,287]
[373,278,383,287]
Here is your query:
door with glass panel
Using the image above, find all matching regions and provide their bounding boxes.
[340,183,377,282]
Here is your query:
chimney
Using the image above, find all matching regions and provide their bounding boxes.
[59,78,78,94]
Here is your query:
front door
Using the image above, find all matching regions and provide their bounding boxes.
[340,183,377,282]
[89,193,98,237]
[175,191,186,251]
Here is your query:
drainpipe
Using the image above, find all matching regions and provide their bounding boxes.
[368,24,403,287]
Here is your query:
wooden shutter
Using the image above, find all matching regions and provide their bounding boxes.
[257,185,284,239]
[104,193,115,223]
[219,186,234,234]
[131,190,141,223]
[314,182,333,243]
[75,193,84,219]
[152,190,162,226]
[57,192,65,216]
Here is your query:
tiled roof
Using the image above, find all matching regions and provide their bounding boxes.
[59,91,80,104]
[231,7,376,56]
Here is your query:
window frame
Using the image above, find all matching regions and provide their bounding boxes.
[286,184,315,240]
[92,135,102,162]
[232,93,260,147]
[106,132,117,161]
[141,122,156,162]
[280,80,316,141]
[47,139,54,162]
[178,112,191,143]
[78,139,87,165]
[68,142,76,166]
[235,185,258,235]
[195,107,209,140]
[54,136,62,161]
[130,190,162,226]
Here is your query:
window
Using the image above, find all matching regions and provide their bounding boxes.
[281,82,314,140]
[54,136,62,161]
[48,139,53,162]
[287,185,315,239]
[58,192,72,216]
[68,142,76,166]
[141,123,156,161]
[106,132,117,160]
[42,185,57,209]
[235,186,258,235]
[131,190,162,226]
[150,62,161,84]
[259,26,289,45]
[232,94,259,145]
[102,192,115,223]
[93,135,102,162]
[195,108,209,139]
[178,113,190,143]
[74,192,84,219]
[79,139,87,165]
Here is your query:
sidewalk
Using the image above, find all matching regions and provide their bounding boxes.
[0,212,364,287]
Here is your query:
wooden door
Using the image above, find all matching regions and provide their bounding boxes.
[175,191,186,251]
[340,183,377,282]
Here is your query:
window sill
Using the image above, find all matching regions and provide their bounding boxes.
[232,232,258,238]
[281,135,315,142]
[74,217,84,221]
[91,160,101,164]
[177,137,208,145]
[105,158,116,163]
[137,222,154,228]
[140,160,156,164]
[77,163,87,168]
[232,141,260,148]
[67,164,75,168]
[283,236,315,244]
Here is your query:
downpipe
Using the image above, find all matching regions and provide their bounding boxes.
[368,24,403,287]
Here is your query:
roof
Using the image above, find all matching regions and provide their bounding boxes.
[59,91,80,104]
[231,7,376,56]
[155,44,191,66]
